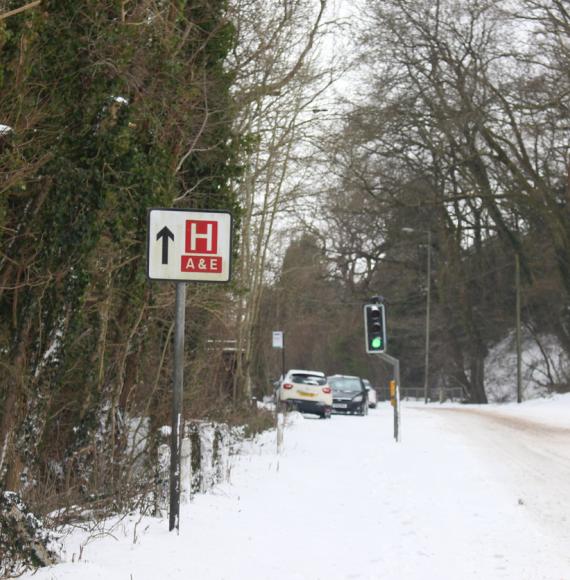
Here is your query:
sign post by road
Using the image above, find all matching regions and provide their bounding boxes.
[147,208,232,532]
[272,331,283,349]
[272,331,286,453]
[272,331,285,380]
[148,208,232,283]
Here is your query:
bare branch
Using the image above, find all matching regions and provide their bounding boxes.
[0,0,41,21]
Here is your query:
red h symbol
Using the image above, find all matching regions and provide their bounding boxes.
[185,220,218,255]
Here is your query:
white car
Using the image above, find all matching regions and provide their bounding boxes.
[363,379,377,408]
[277,369,332,418]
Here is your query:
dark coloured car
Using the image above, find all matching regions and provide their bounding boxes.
[328,375,368,416]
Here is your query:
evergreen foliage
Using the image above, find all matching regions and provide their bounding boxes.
[0,0,241,520]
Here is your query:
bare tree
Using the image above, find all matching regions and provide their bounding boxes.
[226,0,335,399]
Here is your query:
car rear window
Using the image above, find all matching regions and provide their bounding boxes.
[290,374,326,386]
[328,377,362,392]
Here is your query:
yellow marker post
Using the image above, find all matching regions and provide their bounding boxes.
[389,379,399,441]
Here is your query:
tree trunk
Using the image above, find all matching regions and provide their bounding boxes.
[469,342,488,404]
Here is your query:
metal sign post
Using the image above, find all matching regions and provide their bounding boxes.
[147,208,232,532]
[169,282,186,531]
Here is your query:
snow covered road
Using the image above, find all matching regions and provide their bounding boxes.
[426,406,570,564]
[23,400,570,580]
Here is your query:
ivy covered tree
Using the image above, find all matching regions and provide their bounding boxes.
[0,0,241,508]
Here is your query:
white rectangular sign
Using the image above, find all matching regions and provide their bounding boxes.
[272,331,284,349]
[147,208,232,283]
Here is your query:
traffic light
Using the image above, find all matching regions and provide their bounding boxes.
[364,303,386,354]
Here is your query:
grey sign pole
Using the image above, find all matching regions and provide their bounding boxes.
[169,282,186,532]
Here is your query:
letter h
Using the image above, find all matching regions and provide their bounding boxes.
[185,220,218,254]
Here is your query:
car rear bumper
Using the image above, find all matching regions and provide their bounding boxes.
[286,399,331,416]
[332,399,362,413]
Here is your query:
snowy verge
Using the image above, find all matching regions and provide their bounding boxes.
[404,392,570,429]
[16,425,277,580]
[477,392,570,429]
[485,331,569,402]
[18,405,570,580]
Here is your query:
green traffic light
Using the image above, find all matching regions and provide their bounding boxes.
[371,337,382,349]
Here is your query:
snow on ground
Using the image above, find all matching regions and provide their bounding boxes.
[475,392,570,429]
[22,399,570,580]
[408,393,570,430]
[421,401,570,561]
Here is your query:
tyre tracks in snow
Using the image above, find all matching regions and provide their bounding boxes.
[421,406,570,554]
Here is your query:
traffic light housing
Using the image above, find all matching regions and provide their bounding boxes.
[364,303,386,354]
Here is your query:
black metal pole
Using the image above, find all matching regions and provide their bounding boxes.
[169,282,186,532]
[424,230,431,404]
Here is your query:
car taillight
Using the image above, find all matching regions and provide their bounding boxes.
[322,386,332,394]
[283,383,293,389]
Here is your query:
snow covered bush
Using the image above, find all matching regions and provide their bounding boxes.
[153,421,242,515]
[0,491,59,577]
[485,331,570,402]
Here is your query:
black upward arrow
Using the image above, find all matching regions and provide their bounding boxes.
[156,226,174,264]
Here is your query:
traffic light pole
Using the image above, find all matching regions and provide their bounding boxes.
[379,353,401,442]
[169,282,186,532]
